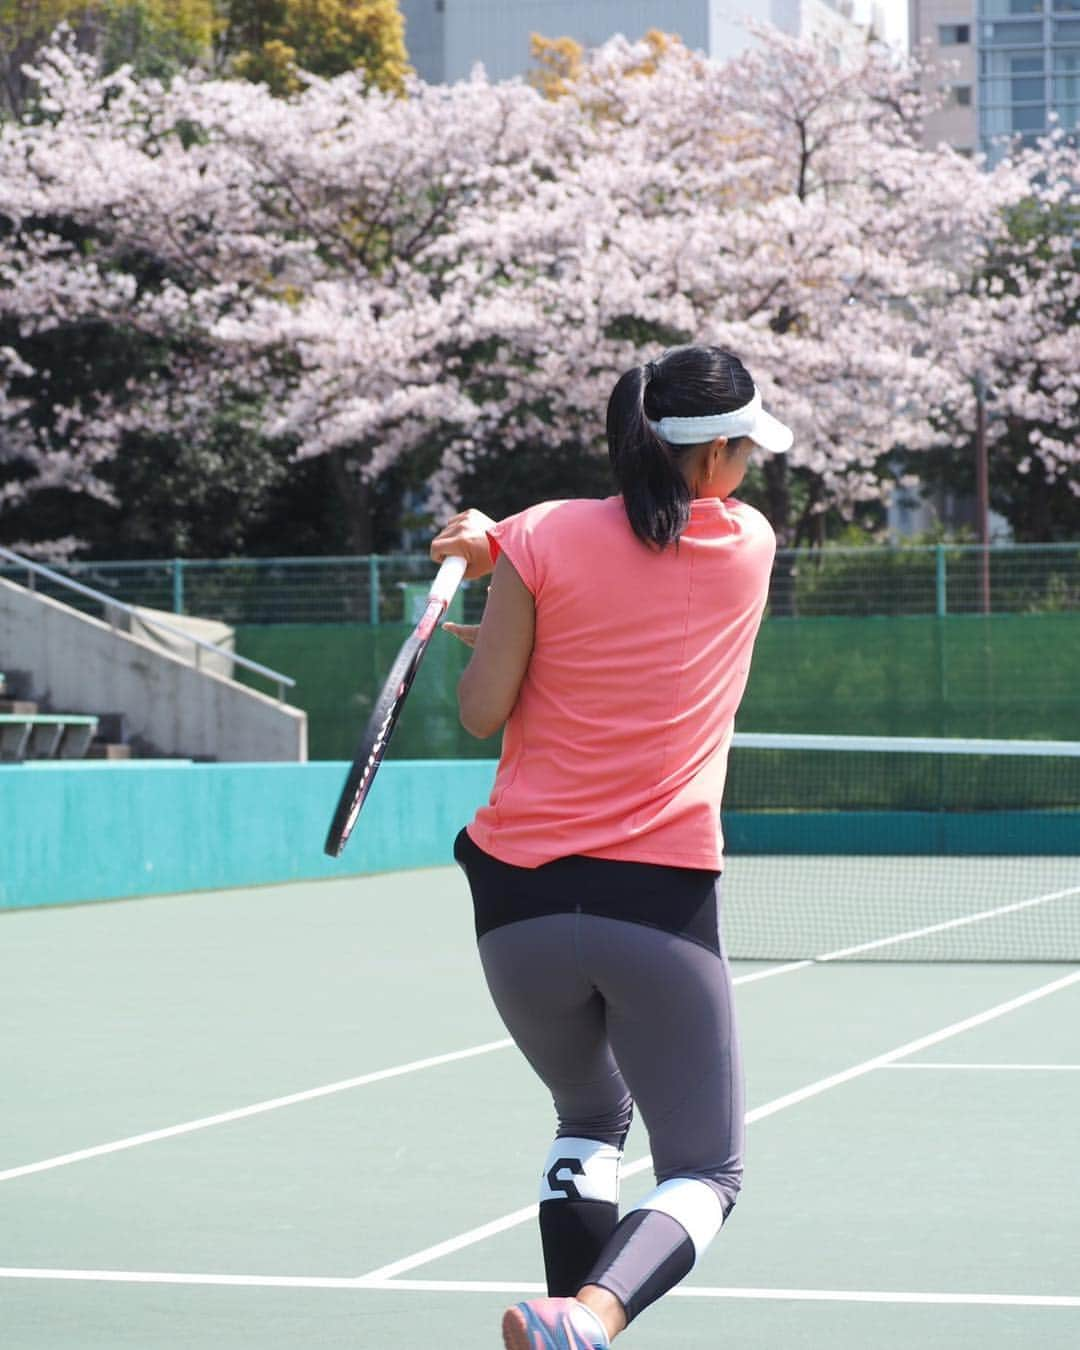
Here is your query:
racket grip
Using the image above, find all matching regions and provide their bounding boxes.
[428,553,468,609]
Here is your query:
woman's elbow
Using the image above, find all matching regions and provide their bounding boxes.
[457,695,505,740]
[457,674,509,740]
[459,711,503,740]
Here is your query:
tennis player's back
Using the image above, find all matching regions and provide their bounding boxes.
[467,494,775,870]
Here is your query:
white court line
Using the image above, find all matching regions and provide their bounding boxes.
[0,1039,513,1186]
[731,959,814,984]
[670,1286,1080,1309]
[382,1281,1080,1308]
[813,883,1080,963]
[0,1270,1077,1309]
[884,1062,1080,1072]
[0,960,805,1187]
[357,968,1080,1282]
[0,1269,364,1289]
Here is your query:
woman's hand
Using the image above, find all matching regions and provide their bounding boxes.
[430,509,497,580]
[442,622,480,648]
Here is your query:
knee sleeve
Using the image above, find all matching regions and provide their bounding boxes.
[538,1136,622,1297]
[632,1176,727,1264]
[581,1178,727,1325]
[540,1136,622,1206]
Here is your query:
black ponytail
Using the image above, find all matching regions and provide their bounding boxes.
[606,346,756,549]
[606,365,691,550]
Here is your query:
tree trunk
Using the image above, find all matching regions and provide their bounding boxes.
[763,454,796,617]
[327,446,374,555]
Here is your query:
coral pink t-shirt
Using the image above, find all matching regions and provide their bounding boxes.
[466,495,775,870]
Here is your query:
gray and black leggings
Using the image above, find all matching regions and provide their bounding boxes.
[454,830,745,1325]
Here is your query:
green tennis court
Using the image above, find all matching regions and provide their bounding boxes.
[2,865,1078,1349]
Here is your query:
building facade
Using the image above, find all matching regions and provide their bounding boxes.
[978,0,1080,156]
[910,0,979,153]
[912,0,1080,160]
[400,0,882,86]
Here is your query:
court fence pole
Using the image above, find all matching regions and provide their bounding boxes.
[368,556,381,625]
[975,372,991,615]
[172,559,185,615]
[935,545,948,617]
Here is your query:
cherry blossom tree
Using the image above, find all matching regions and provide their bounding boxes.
[904,125,1079,540]
[0,24,1075,558]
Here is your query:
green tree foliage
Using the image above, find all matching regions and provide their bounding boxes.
[2,0,87,113]
[2,0,215,111]
[100,0,215,79]
[219,0,409,94]
[898,195,1080,544]
[2,0,407,114]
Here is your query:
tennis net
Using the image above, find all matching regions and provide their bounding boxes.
[722,733,1080,963]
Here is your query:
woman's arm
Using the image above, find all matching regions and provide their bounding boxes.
[454,553,535,739]
[429,508,498,579]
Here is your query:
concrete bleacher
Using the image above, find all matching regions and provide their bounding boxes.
[0,672,119,763]
[0,562,305,762]
[0,710,99,762]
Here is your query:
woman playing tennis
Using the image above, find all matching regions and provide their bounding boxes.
[430,345,791,1350]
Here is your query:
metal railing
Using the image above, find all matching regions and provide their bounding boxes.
[0,547,296,702]
[2,544,1078,625]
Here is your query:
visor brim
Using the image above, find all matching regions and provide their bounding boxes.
[748,409,794,454]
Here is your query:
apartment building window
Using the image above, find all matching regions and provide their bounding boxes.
[981,48,1045,92]
[982,19,1044,41]
[1052,46,1080,122]
[1053,48,1080,98]
[940,22,972,42]
[979,0,1079,156]
[954,83,974,103]
[981,0,1043,12]
[980,47,1047,135]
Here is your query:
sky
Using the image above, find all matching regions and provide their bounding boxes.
[852,0,910,52]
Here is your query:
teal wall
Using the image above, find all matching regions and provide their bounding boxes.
[3,760,1074,912]
[726,811,1079,856]
[0,760,497,911]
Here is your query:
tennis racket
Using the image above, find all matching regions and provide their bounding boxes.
[323,554,468,858]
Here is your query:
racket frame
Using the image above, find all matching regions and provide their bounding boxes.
[323,555,468,858]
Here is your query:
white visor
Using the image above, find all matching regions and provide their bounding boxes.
[648,387,793,453]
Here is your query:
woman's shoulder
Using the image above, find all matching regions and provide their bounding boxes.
[725,497,777,544]
[503,496,624,536]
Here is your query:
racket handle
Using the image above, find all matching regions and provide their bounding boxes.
[428,553,468,609]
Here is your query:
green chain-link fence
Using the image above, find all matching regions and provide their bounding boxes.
[5,546,1078,758]
[5,544,1079,624]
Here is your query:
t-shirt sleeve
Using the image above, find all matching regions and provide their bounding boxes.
[729,499,777,586]
[486,505,550,597]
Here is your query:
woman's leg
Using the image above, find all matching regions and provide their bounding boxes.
[461,835,740,1344]
[573,909,744,1333]
[478,915,634,1299]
